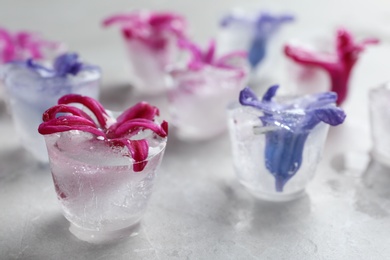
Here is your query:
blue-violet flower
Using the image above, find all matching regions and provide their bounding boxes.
[23,52,95,77]
[220,12,293,69]
[239,86,346,191]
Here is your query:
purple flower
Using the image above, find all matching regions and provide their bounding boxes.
[220,11,294,68]
[23,52,96,77]
[239,86,346,191]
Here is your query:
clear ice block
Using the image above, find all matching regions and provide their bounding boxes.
[168,66,247,141]
[369,82,390,167]
[44,130,166,243]
[125,35,179,94]
[227,102,330,201]
[2,61,100,163]
[102,11,186,94]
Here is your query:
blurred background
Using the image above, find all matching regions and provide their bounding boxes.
[1,0,389,88]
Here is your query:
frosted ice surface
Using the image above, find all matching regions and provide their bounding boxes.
[48,129,166,232]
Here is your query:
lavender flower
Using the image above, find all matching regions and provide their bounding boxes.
[22,52,95,77]
[220,12,293,68]
[239,86,346,191]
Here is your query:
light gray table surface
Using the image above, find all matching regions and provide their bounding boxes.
[2,0,390,259]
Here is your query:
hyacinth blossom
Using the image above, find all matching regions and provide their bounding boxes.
[0,27,61,64]
[284,28,379,105]
[38,94,168,172]
[102,10,187,50]
[220,11,294,69]
[15,52,97,77]
[239,86,346,192]
[178,38,247,77]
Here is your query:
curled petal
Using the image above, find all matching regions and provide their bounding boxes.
[42,104,95,123]
[116,102,160,124]
[314,107,346,126]
[239,86,263,108]
[109,119,168,138]
[38,116,105,137]
[58,94,109,129]
[128,139,149,172]
[108,138,149,172]
[161,121,168,136]
[102,13,138,27]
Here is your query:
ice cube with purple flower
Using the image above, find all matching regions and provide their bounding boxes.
[228,86,346,201]
[2,53,101,162]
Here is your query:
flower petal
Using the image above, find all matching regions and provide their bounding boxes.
[109,118,168,138]
[239,86,261,107]
[58,94,109,129]
[116,102,159,124]
[127,139,149,172]
[53,53,83,76]
[262,85,279,102]
[314,107,346,126]
[264,130,308,192]
[108,138,149,172]
[38,116,105,137]
[42,104,95,123]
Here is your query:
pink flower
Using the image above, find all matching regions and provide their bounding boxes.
[102,11,187,50]
[284,28,379,105]
[38,94,168,172]
[0,27,61,63]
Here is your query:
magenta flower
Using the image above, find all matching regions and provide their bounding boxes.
[284,28,379,105]
[0,27,61,64]
[178,38,247,76]
[102,11,187,50]
[38,94,168,172]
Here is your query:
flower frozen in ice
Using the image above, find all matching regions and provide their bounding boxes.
[220,11,294,69]
[102,10,187,50]
[284,28,379,105]
[239,86,346,191]
[177,38,247,76]
[38,94,168,172]
[16,52,98,77]
[0,27,62,64]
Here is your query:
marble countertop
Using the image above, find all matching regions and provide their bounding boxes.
[1,0,390,259]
